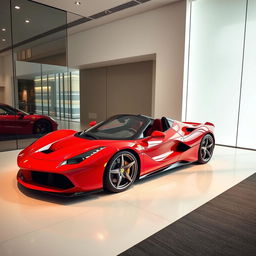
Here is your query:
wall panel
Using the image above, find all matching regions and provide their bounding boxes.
[186,0,247,146]
[237,0,256,149]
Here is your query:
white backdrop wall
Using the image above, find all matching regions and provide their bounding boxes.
[237,0,256,149]
[68,1,186,120]
[185,0,256,150]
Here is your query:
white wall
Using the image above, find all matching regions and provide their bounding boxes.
[68,1,186,120]
[237,0,256,149]
[185,0,247,146]
[184,0,256,150]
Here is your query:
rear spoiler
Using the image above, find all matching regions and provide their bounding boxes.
[184,121,215,127]
[205,122,215,127]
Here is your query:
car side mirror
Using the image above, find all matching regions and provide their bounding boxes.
[17,112,24,119]
[89,121,97,127]
[151,130,165,138]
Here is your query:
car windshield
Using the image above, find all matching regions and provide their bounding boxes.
[78,115,150,140]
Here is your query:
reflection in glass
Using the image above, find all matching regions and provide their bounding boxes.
[0,0,82,151]
[11,0,70,149]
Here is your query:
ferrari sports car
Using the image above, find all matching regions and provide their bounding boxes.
[17,114,215,195]
[0,103,58,135]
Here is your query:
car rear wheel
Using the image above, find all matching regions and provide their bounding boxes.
[198,134,215,164]
[33,119,52,134]
[103,151,138,193]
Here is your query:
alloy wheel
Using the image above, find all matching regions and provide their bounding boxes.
[108,153,138,190]
[200,134,214,162]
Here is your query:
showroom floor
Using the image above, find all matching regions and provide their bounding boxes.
[0,146,255,256]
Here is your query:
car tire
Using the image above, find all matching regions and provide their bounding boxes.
[103,151,139,193]
[33,119,52,134]
[197,134,215,164]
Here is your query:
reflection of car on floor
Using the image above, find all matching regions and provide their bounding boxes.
[0,103,58,135]
[17,114,215,195]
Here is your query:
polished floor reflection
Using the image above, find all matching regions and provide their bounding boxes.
[0,146,255,256]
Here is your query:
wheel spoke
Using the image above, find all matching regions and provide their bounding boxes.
[206,149,211,158]
[124,172,132,182]
[116,174,123,187]
[110,168,120,174]
[201,148,206,159]
[207,143,213,148]
[121,154,125,167]
[123,161,135,169]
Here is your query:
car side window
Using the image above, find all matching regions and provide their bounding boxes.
[0,106,16,115]
[167,119,174,127]
[0,107,8,115]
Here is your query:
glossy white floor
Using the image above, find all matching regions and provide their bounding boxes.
[0,146,255,256]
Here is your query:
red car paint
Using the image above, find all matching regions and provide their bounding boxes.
[17,115,214,195]
[0,103,58,135]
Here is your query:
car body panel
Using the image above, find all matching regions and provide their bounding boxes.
[17,115,215,194]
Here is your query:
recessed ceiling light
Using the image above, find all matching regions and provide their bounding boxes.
[2,39,6,42]
[75,1,81,5]
[25,19,30,23]
[104,10,112,15]
[15,5,21,10]
[2,28,6,32]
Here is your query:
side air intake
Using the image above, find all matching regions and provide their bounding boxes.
[176,142,191,152]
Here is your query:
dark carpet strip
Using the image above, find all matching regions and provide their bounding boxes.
[120,173,256,256]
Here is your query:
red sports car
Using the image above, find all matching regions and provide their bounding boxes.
[17,114,215,195]
[0,103,58,135]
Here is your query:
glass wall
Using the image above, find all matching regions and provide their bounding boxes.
[0,0,81,152]
[184,0,256,150]
[0,0,16,151]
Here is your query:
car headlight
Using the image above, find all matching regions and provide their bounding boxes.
[60,147,105,166]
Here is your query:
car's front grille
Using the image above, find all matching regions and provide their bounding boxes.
[31,171,74,190]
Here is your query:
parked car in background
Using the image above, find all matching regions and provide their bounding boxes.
[0,103,58,135]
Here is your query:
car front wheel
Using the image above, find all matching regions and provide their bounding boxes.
[33,119,52,134]
[103,151,139,193]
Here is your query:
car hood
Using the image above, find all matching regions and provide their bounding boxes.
[31,134,110,161]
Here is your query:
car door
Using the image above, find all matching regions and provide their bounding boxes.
[0,106,31,135]
[0,106,18,134]
[140,121,183,174]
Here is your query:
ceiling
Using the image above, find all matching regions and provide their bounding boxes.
[0,0,181,57]
[33,0,181,34]
[34,0,180,18]
[1,0,180,51]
